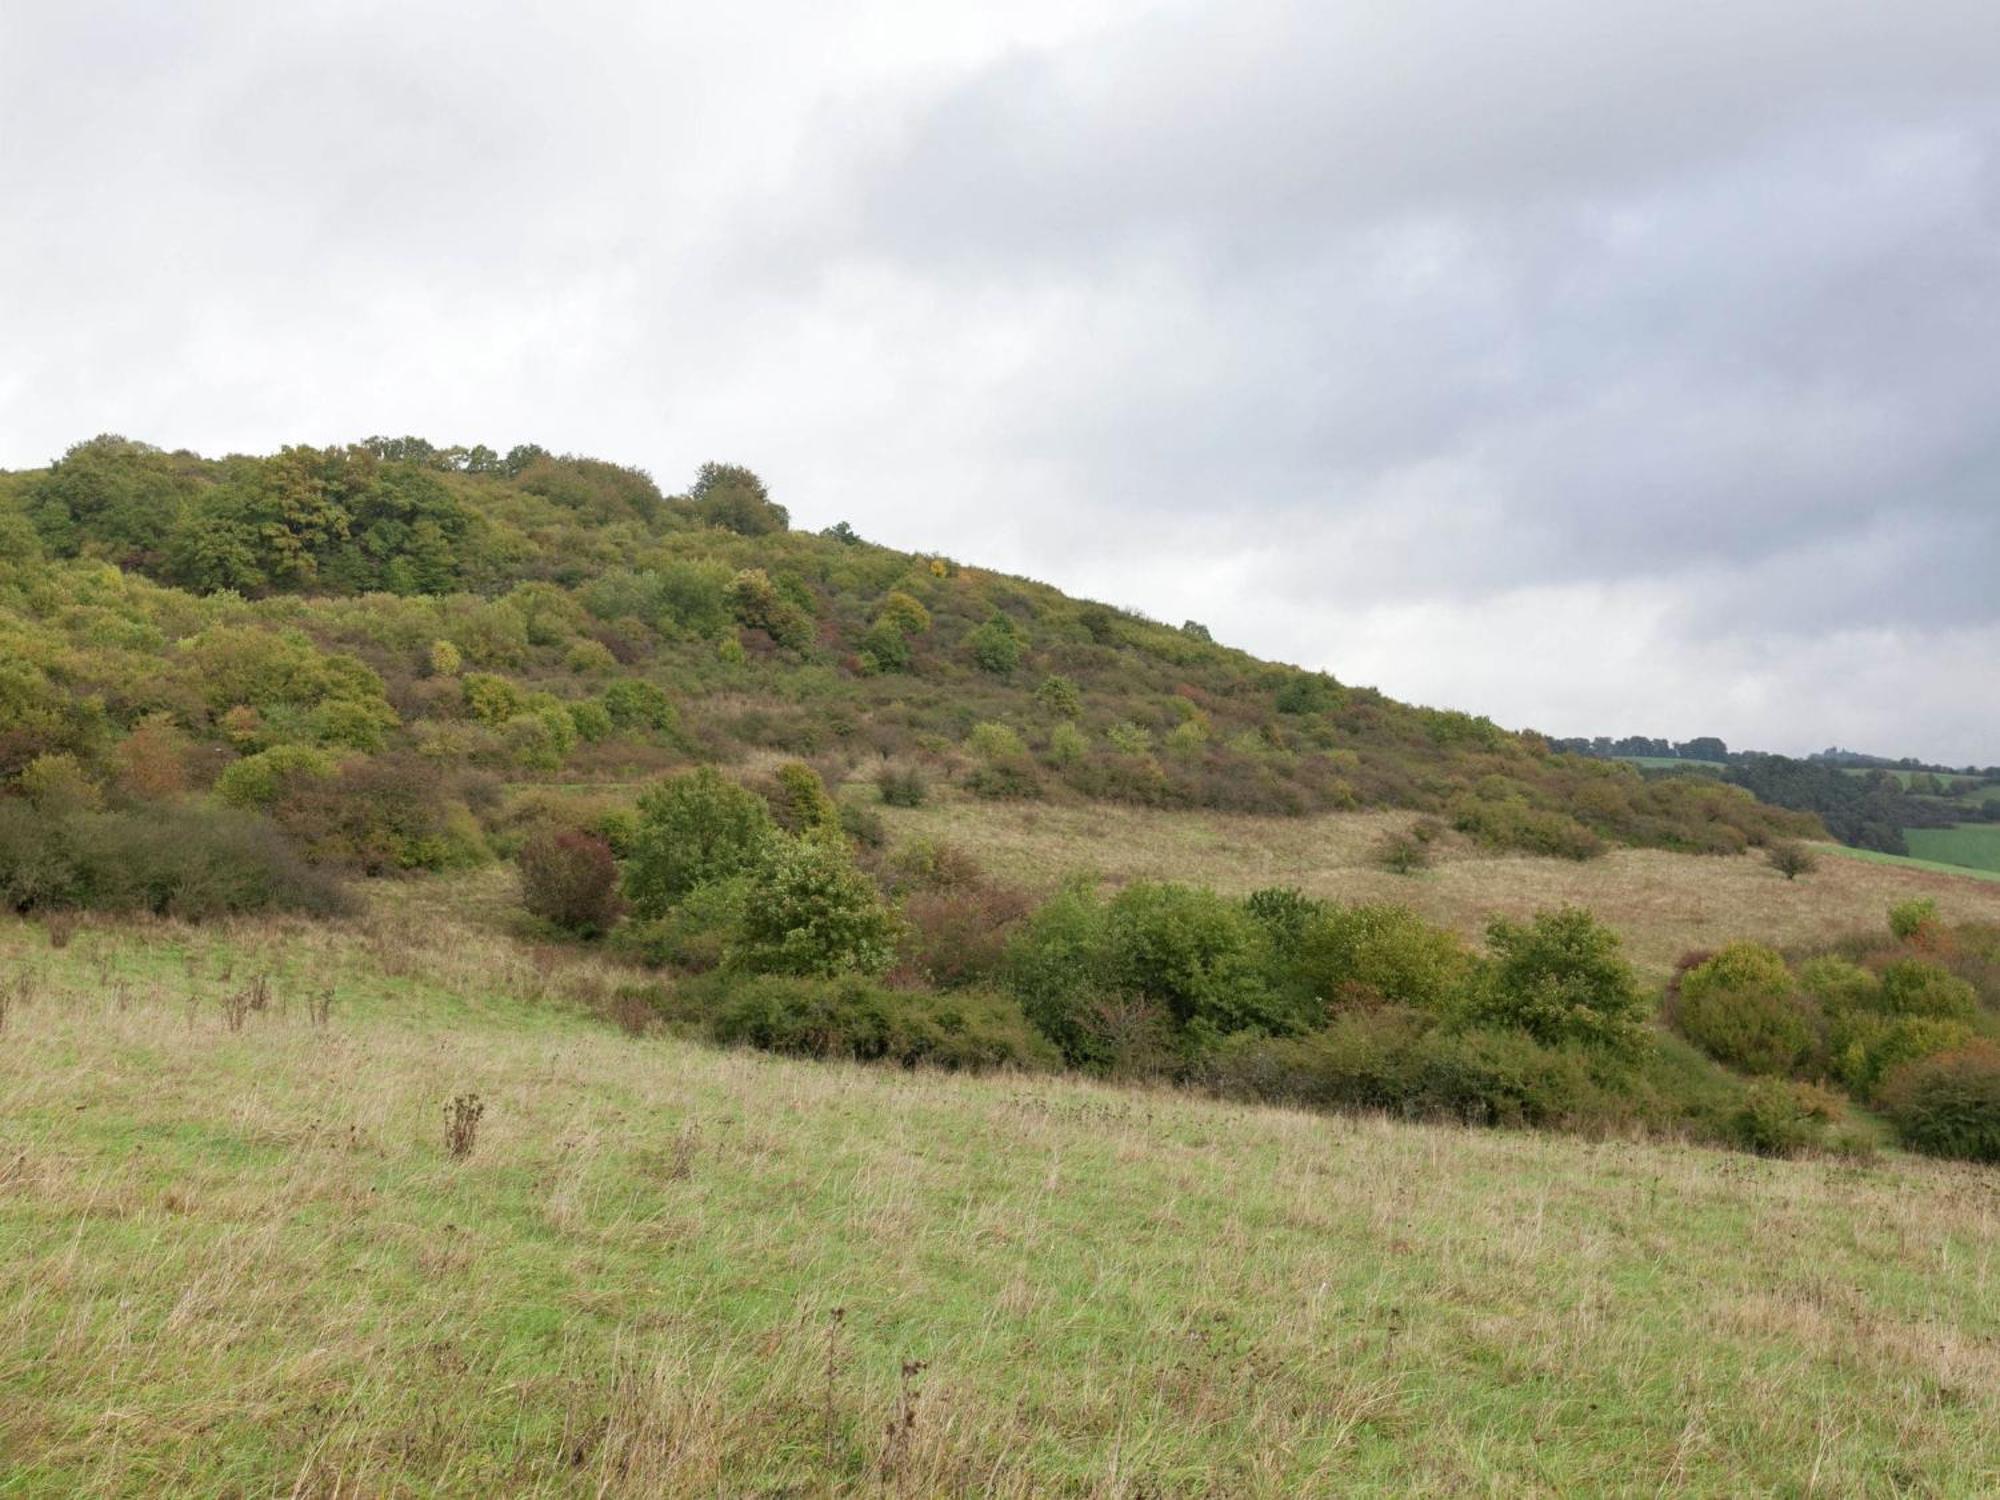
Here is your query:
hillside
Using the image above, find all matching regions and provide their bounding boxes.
[8,437,2000,1494]
[5,909,1998,1497]
[0,435,1809,870]
[6,433,2000,1165]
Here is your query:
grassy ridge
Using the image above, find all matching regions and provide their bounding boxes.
[5,911,2000,1496]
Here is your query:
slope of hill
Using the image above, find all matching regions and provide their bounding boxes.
[4,909,1998,1498]
[0,435,1809,873]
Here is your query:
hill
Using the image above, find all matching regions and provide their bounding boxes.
[4,908,1998,1497]
[0,435,1809,874]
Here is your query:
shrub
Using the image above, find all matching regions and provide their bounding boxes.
[734,832,901,977]
[618,875,750,971]
[460,672,521,726]
[1675,943,1793,1009]
[1728,1080,1824,1158]
[1045,722,1088,767]
[898,882,1034,989]
[275,756,488,874]
[1102,882,1296,1043]
[770,761,839,835]
[1451,796,1605,861]
[691,463,788,536]
[1288,902,1471,1014]
[623,767,773,918]
[309,695,397,752]
[1402,1027,1604,1128]
[725,568,812,651]
[215,744,336,810]
[1105,722,1152,755]
[565,638,617,675]
[838,800,886,849]
[1244,886,1324,958]
[601,679,677,734]
[967,616,1022,674]
[703,975,1055,1072]
[1202,1009,1609,1130]
[876,766,928,807]
[426,639,462,677]
[1674,983,1817,1077]
[1370,829,1431,875]
[1875,960,1977,1021]
[859,621,913,674]
[1878,1045,2000,1162]
[112,713,190,802]
[1201,1007,1436,1114]
[1828,1013,1975,1099]
[1002,882,1112,1067]
[967,721,1027,760]
[875,591,931,636]
[1472,907,1645,1051]
[567,699,614,744]
[965,756,1043,800]
[0,801,347,919]
[1766,840,1818,880]
[881,838,985,895]
[18,752,101,814]
[518,829,623,936]
[1889,898,1941,943]
[1035,674,1082,719]
[1796,955,1879,1012]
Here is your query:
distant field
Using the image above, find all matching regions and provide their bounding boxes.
[6,912,2000,1496]
[1619,755,1725,770]
[864,794,2000,974]
[1904,824,2000,875]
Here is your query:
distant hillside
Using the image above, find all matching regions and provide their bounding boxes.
[0,435,1810,886]
[1552,731,2000,856]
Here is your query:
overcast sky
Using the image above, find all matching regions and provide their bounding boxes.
[3,2,1996,763]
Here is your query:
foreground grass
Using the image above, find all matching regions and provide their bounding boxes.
[869,795,2000,974]
[4,914,2000,1496]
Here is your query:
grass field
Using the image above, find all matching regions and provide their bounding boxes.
[5,907,2000,1497]
[1904,824,2000,876]
[867,795,2000,974]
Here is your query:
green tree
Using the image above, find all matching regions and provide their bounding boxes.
[1035,674,1082,719]
[690,463,789,535]
[734,832,899,977]
[967,615,1022,674]
[1472,907,1645,1051]
[623,767,774,918]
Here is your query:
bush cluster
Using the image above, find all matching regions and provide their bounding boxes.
[0,802,348,919]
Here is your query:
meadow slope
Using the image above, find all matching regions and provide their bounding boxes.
[4,910,1999,1497]
[861,793,2000,975]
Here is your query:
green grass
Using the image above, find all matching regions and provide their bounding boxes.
[1619,755,1726,770]
[6,910,2000,1496]
[1905,824,2000,875]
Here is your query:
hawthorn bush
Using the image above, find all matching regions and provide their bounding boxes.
[1878,1045,2000,1162]
[518,828,623,936]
